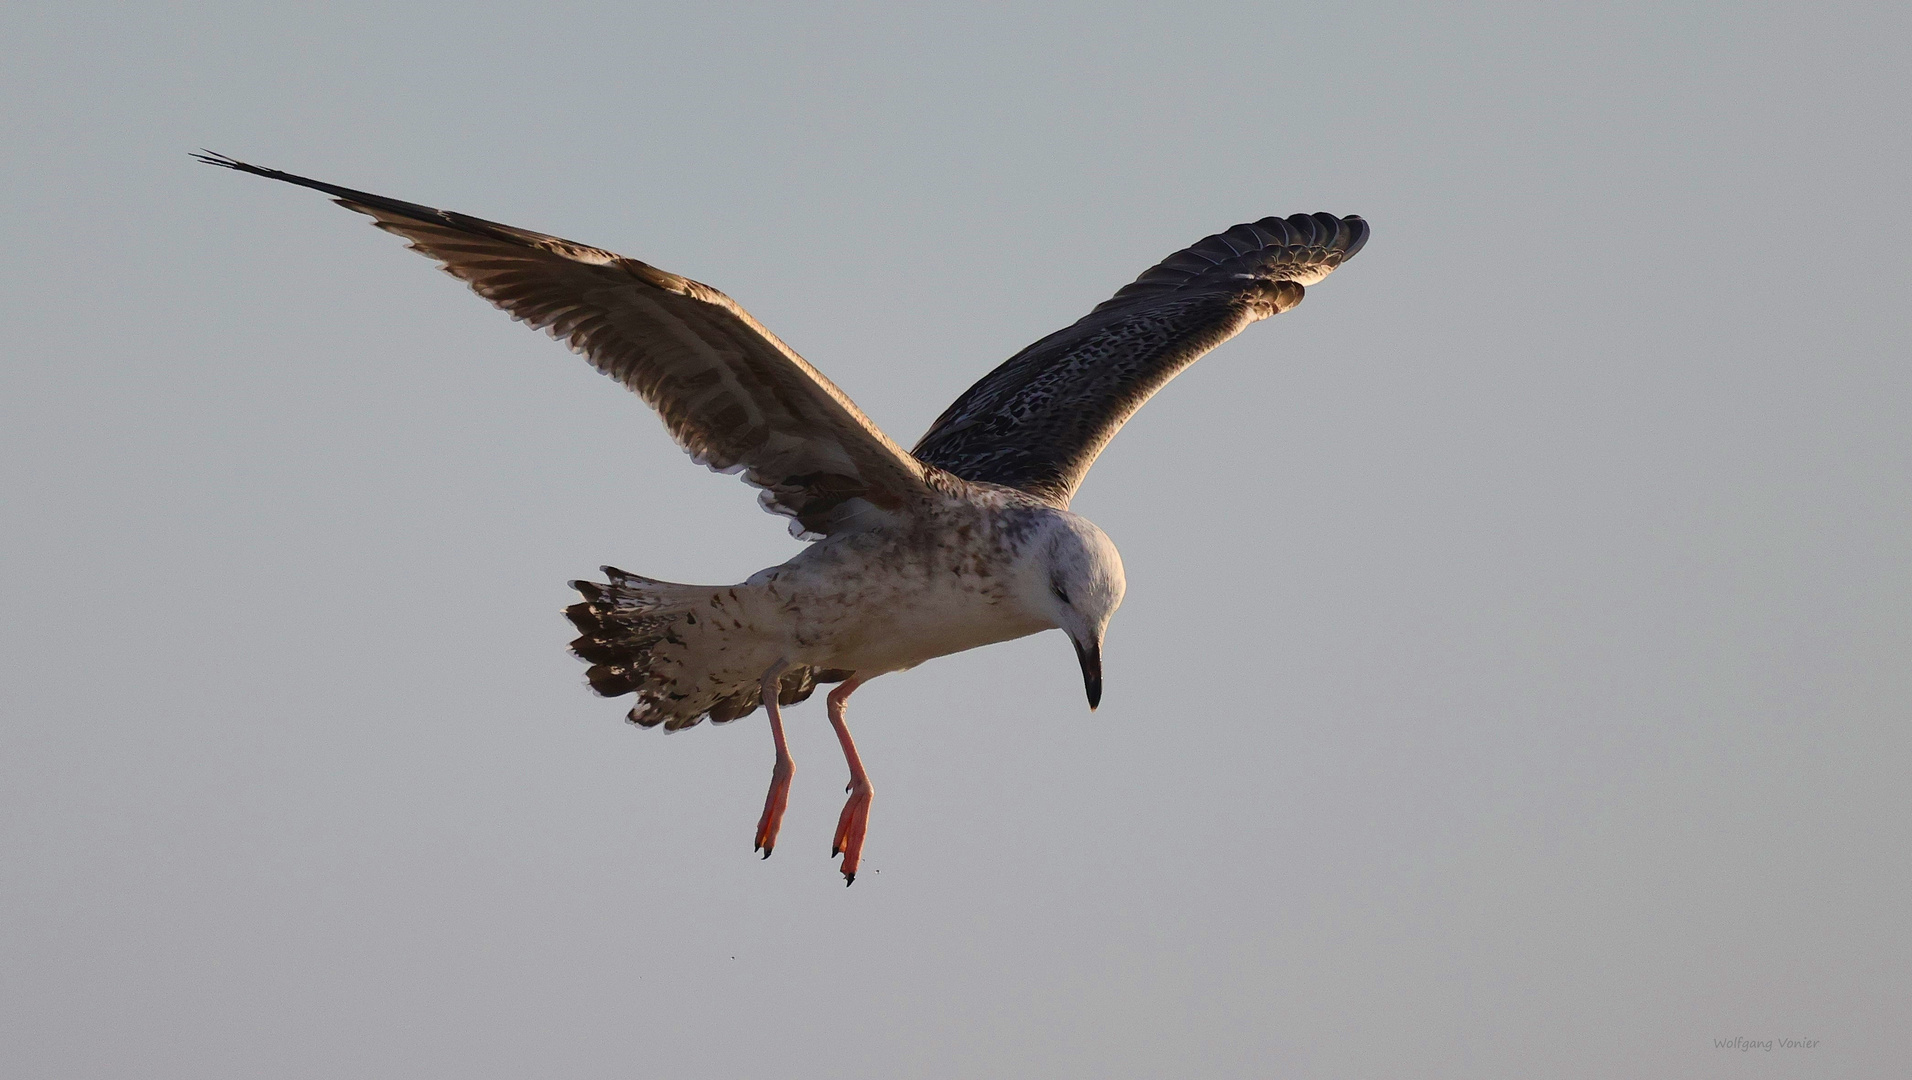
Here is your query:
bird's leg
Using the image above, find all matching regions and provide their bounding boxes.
[752,661,793,859]
[826,676,872,884]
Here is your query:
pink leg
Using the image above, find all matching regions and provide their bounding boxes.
[752,663,793,858]
[826,676,873,885]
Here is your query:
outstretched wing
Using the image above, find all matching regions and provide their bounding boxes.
[913,213,1368,506]
[199,153,932,539]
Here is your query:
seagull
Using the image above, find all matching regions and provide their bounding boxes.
[198,152,1368,883]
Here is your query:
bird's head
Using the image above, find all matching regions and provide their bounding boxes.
[1023,512,1126,710]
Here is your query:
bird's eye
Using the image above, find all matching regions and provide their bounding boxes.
[1052,582,1070,605]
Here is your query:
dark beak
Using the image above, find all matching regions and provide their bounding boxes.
[1074,637,1102,711]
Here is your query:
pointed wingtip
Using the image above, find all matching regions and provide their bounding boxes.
[193,150,258,174]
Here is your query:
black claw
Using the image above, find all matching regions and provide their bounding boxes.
[759,847,772,859]
[844,873,855,886]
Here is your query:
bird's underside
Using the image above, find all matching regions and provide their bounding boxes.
[566,489,1057,733]
[199,151,1367,882]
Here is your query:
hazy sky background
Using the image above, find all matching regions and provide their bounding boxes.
[4,3,1907,1076]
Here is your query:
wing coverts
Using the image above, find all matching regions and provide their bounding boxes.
[914,212,1368,505]
[196,152,932,540]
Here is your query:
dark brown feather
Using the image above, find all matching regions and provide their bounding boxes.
[913,213,1368,505]
[197,152,934,539]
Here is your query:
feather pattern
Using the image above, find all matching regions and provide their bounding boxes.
[196,152,933,539]
[913,212,1369,505]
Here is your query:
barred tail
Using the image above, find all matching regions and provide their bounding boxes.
[565,565,702,695]
[565,566,841,732]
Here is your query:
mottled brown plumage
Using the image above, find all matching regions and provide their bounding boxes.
[195,152,933,541]
[914,213,1368,505]
[201,151,1367,881]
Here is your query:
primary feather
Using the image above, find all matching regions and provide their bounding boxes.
[914,212,1368,505]
[195,152,933,540]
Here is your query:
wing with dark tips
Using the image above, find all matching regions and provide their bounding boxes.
[199,152,933,538]
[912,213,1368,505]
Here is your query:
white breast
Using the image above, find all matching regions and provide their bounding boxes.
[758,524,1051,675]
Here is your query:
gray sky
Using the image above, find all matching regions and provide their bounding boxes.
[4,2,1907,1076]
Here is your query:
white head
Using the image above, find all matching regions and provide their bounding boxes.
[1020,511,1126,709]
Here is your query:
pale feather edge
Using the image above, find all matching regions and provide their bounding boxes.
[415,248,833,543]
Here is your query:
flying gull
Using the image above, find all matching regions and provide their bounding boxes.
[198,152,1368,883]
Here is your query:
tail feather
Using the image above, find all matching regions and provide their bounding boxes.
[565,567,696,702]
[565,567,846,731]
